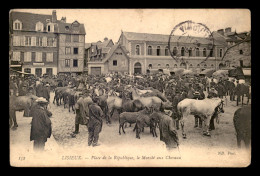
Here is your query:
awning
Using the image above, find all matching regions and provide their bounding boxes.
[242,69,251,76]
[199,69,215,77]
[10,65,22,67]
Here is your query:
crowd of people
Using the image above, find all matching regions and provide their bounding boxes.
[9,71,250,151]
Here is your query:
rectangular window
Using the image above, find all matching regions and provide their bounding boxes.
[12,51,20,61]
[35,52,42,62]
[74,48,78,54]
[24,52,31,62]
[24,68,31,73]
[47,38,53,47]
[113,60,117,66]
[31,37,36,46]
[65,47,71,54]
[66,35,71,42]
[13,36,20,46]
[73,35,79,42]
[46,53,53,62]
[65,59,70,67]
[73,59,78,67]
[42,52,46,62]
[25,36,31,46]
[36,37,43,46]
[32,52,36,61]
[42,37,47,47]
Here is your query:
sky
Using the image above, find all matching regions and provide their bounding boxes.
[11,9,251,43]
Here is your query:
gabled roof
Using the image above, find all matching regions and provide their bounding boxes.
[101,47,111,54]
[122,31,224,46]
[102,44,129,63]
[10,11,86,35]
[57,21,86,35]
[10,11,53,31]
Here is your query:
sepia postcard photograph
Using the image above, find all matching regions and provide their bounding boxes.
[9,8,251,167]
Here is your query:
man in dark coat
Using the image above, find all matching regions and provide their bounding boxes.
[159,113,179,150]
[73,93,89,135]
[36,82,44,97]
[229,80,236,101]
[42,84,50,102]
[30,97,52,152]
[88,98,104,147]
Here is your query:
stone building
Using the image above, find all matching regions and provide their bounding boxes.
[10,10,59,76]
[117,31,227,75]
[9,10,86,77]
[57,20,86,76]
[215,27,251,68]
[86,38,130,75]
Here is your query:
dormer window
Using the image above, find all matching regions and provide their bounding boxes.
[65,26,69,31]
[35,22,44,32]
[47,23,54,32]
[13,20,22,30]
[46,19,51,23]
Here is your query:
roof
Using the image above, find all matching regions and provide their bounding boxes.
[102,44,129,63]
[10,11,86,35]
[101,47,111,54]
[122,31,224,46]
[56,21,86,35]
[85,43,91,49]
[10,11,53,32]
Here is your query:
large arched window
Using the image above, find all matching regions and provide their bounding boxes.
[196,48,200,56]
[158,64,161,68]
[210,49,213,57]
[36,21,44,31]
[204,64,207,68]
[165,46,169,56]
[188,48,192,57]
[166,64,169,69]
[203,48,207,57]
[180,63,186,69]
[189,64,193,68]
[136,45,140,55]
[211,64,214,68]
[148,46,152,55]
[174,64,177,68]
[173,47,177,56]
[157,46,161,56]
[181,47,185,56]
[197,64,200,68]
[148,64,152,69]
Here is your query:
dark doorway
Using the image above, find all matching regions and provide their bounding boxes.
[134,62,142,74]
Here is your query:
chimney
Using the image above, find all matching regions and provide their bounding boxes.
[104,37,108,41]
[52,10,57,23]
[61,17,66,23]
[217,29,224,36]
[225,27,231,33]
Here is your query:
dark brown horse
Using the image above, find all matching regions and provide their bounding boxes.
[236,84,250,106]
[233,106,251,149]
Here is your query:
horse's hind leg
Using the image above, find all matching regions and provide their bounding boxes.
[179,119,186,139]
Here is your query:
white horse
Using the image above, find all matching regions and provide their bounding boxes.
[177,98,224,138]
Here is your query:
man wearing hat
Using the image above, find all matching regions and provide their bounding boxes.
[72,92,89,135]
[30,97,52,152]
[42,83,50,102]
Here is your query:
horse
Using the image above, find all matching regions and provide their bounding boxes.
[177,98,224,138]
[129,87,163,111]
[236,83,251,106]
[233,106,251,149]
[9,94,38,130]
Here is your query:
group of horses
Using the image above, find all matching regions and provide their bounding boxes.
[9,74,251,149]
